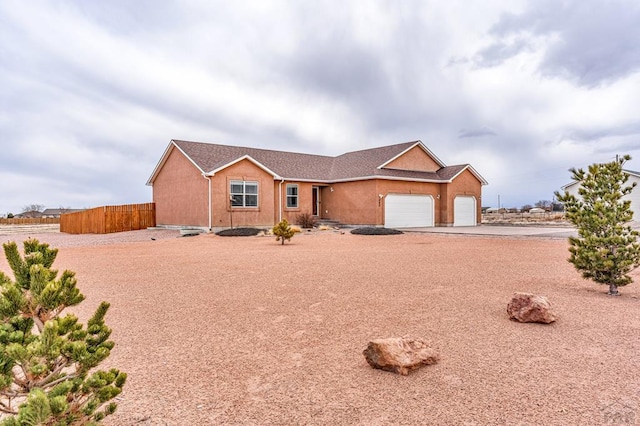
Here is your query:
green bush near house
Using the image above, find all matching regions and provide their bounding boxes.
[273,219,295,245]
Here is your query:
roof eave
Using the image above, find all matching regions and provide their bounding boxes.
[270,174,448,184]
[271,177,332,184]
[146,140,207,186]
[623,169,640,178]
[329,175,448,184]
[448,165,489,185]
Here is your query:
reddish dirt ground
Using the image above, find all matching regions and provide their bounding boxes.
[1,229,639,425]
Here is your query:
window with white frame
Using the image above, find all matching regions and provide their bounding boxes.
[286,184,298,208]
[230,180,258,207]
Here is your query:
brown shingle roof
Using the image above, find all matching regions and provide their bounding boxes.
[173,140,335,180]
[328,141,418,179]
[149,140,487,185]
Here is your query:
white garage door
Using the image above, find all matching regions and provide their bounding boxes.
[454,196,476,226]
[385,194,434,228]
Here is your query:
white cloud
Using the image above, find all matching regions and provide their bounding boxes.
[1,0,639,213]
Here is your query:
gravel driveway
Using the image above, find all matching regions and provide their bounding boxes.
[0,228,638,425]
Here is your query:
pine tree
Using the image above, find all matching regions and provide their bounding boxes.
[0,239,126,424]
[555,155,640,295]
[272,219,295,245]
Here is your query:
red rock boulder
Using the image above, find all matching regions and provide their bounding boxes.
[363,337,439,375]
[507,292,557,324]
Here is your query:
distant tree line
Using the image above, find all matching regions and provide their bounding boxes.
[483,200,564,214]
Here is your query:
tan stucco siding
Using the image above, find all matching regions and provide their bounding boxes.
[321,180,379,225]
[445,169,483,226]
[153,148,209,227]
[209,159,276,228]
[383,146,440,172]
[320,179,443,226]
[438,183,450,226]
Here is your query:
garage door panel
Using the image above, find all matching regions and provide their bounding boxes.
[385,194,434,228]
[454,196,476,226]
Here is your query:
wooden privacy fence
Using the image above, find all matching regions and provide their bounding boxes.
[60,203,156,234]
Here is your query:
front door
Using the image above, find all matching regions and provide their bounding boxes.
[312,187,320,216]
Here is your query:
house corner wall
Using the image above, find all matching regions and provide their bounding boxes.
[445,169,483,225]
[153,148,209,227]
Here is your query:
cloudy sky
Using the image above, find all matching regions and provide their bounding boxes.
[2,0,640,215]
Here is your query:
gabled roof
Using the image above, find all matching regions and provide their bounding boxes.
[377,141,446,169]
[146,140,488,185]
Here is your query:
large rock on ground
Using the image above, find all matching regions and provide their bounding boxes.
[507,292,557,324]
[363,337,439,375]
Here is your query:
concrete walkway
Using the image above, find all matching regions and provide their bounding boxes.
[401,224,577,238]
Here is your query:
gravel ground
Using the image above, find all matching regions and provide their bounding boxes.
[0,228,639,425]
[0,225,180,247]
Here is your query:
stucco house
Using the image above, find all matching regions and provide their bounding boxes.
[15,210,44,219]
[561,168,640,219]
[146,139,488,230]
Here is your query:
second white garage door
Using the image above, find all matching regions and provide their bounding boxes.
[454,196,476,226]
[385,194,434,228]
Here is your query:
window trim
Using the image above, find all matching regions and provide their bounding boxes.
[286,184,299,209]
[230,180,259,208]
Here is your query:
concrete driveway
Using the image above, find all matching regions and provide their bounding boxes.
[401,224,578,238]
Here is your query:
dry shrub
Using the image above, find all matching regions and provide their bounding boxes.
[296,213,317,228]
